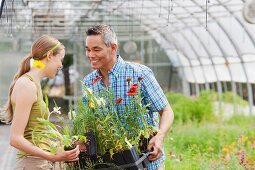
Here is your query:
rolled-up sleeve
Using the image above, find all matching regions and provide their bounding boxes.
[141,67,169,112]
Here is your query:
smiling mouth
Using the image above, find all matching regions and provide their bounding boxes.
[91,60,99,64]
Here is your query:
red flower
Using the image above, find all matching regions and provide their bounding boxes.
[132,83,140,88]
[138,77,143,82]
[115,98,123,104]
[92,76,102,86]
[127,84,140,96]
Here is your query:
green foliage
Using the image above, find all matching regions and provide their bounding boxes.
[72,100,94,136]
[31,99,86,154]
[31,117,66,154]
[192,91,215,122]
[166,90,249,124]
[73,83,156,156]
[165,91,215,123]
[220,91,248,106]
[164,90,252,169]
[225,114,255,126]
[204,90,248,105]
[73,86,128,156]
[164,115,255,169]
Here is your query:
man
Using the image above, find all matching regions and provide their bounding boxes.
[82,24,174,170]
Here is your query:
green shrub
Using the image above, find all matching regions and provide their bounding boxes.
[220,91,248,106]
[164,117,255,169]
[165,92,193,123]
[225,115,255,127]
[165,91,215,123]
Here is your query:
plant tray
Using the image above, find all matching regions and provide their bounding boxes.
[93,152,150,170]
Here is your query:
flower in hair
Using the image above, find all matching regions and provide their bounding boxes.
[30,58,45,69]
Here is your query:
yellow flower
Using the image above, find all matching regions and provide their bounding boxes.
[89,101,95,109]
[229,142,236,150]
[239,136,247,143]
[33,59,45,69]
[246,157,254,166]
[222,147,230,153]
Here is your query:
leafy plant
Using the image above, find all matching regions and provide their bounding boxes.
[220,91,248,106]
[165,91,215,123]
[164,115,255,169]
[31,99,86,155]
[74,78,157,157]
[76,85,128,156]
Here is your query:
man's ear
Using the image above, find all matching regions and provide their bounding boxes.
[111,43,118,53]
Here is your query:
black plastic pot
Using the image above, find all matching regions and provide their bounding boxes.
[78,152,92,168]
[122,147,150,170]
[95,146,149,170]
[101,150,126,166]
[85,131,97,156]
[67,146,150,169]
[69,132,97,169]
[123,147,140,164]
[112,151,126,166]
[94,163,110,168]
[102,151,112,163]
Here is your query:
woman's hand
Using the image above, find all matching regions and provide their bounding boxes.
[49,145,80,162]
[75,141,87,152]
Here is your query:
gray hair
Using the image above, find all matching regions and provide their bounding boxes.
[86,24,118,47]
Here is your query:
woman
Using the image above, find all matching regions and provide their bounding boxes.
[2,35,79,169]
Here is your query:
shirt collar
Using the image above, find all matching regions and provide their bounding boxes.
[96,55,124,78]
[109,55,124,76]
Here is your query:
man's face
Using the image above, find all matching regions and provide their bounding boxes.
[85,35,115,71]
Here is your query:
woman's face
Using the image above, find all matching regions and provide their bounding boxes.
[46,48,65,79]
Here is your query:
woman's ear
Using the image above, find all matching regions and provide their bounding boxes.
[46,51,53,61]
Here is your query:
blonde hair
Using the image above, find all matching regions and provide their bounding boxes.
[1,35,64,123]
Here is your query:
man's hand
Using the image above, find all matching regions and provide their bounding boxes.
[146,104,174,161]
[147,132,164,161]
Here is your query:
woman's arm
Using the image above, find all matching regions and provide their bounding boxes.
[10,77,79,162]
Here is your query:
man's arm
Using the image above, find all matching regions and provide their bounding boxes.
[158,104,174,137]
[147,104,174,161]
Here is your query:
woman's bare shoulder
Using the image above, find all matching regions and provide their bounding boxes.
[15,76,37,90]
[12,76,37,100]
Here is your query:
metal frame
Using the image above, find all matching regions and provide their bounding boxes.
[0,0,255,113]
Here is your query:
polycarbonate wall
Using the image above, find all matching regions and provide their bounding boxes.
[1,0,255,113]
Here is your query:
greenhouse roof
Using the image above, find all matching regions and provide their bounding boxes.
[1,0,255,83]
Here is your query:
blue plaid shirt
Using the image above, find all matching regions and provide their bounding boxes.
[82,55,169,170]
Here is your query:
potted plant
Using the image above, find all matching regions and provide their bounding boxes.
[68,78,156,169]
[31,101,88,170]
[70,88,129,169]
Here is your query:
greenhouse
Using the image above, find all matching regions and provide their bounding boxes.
[0,0,255,169]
